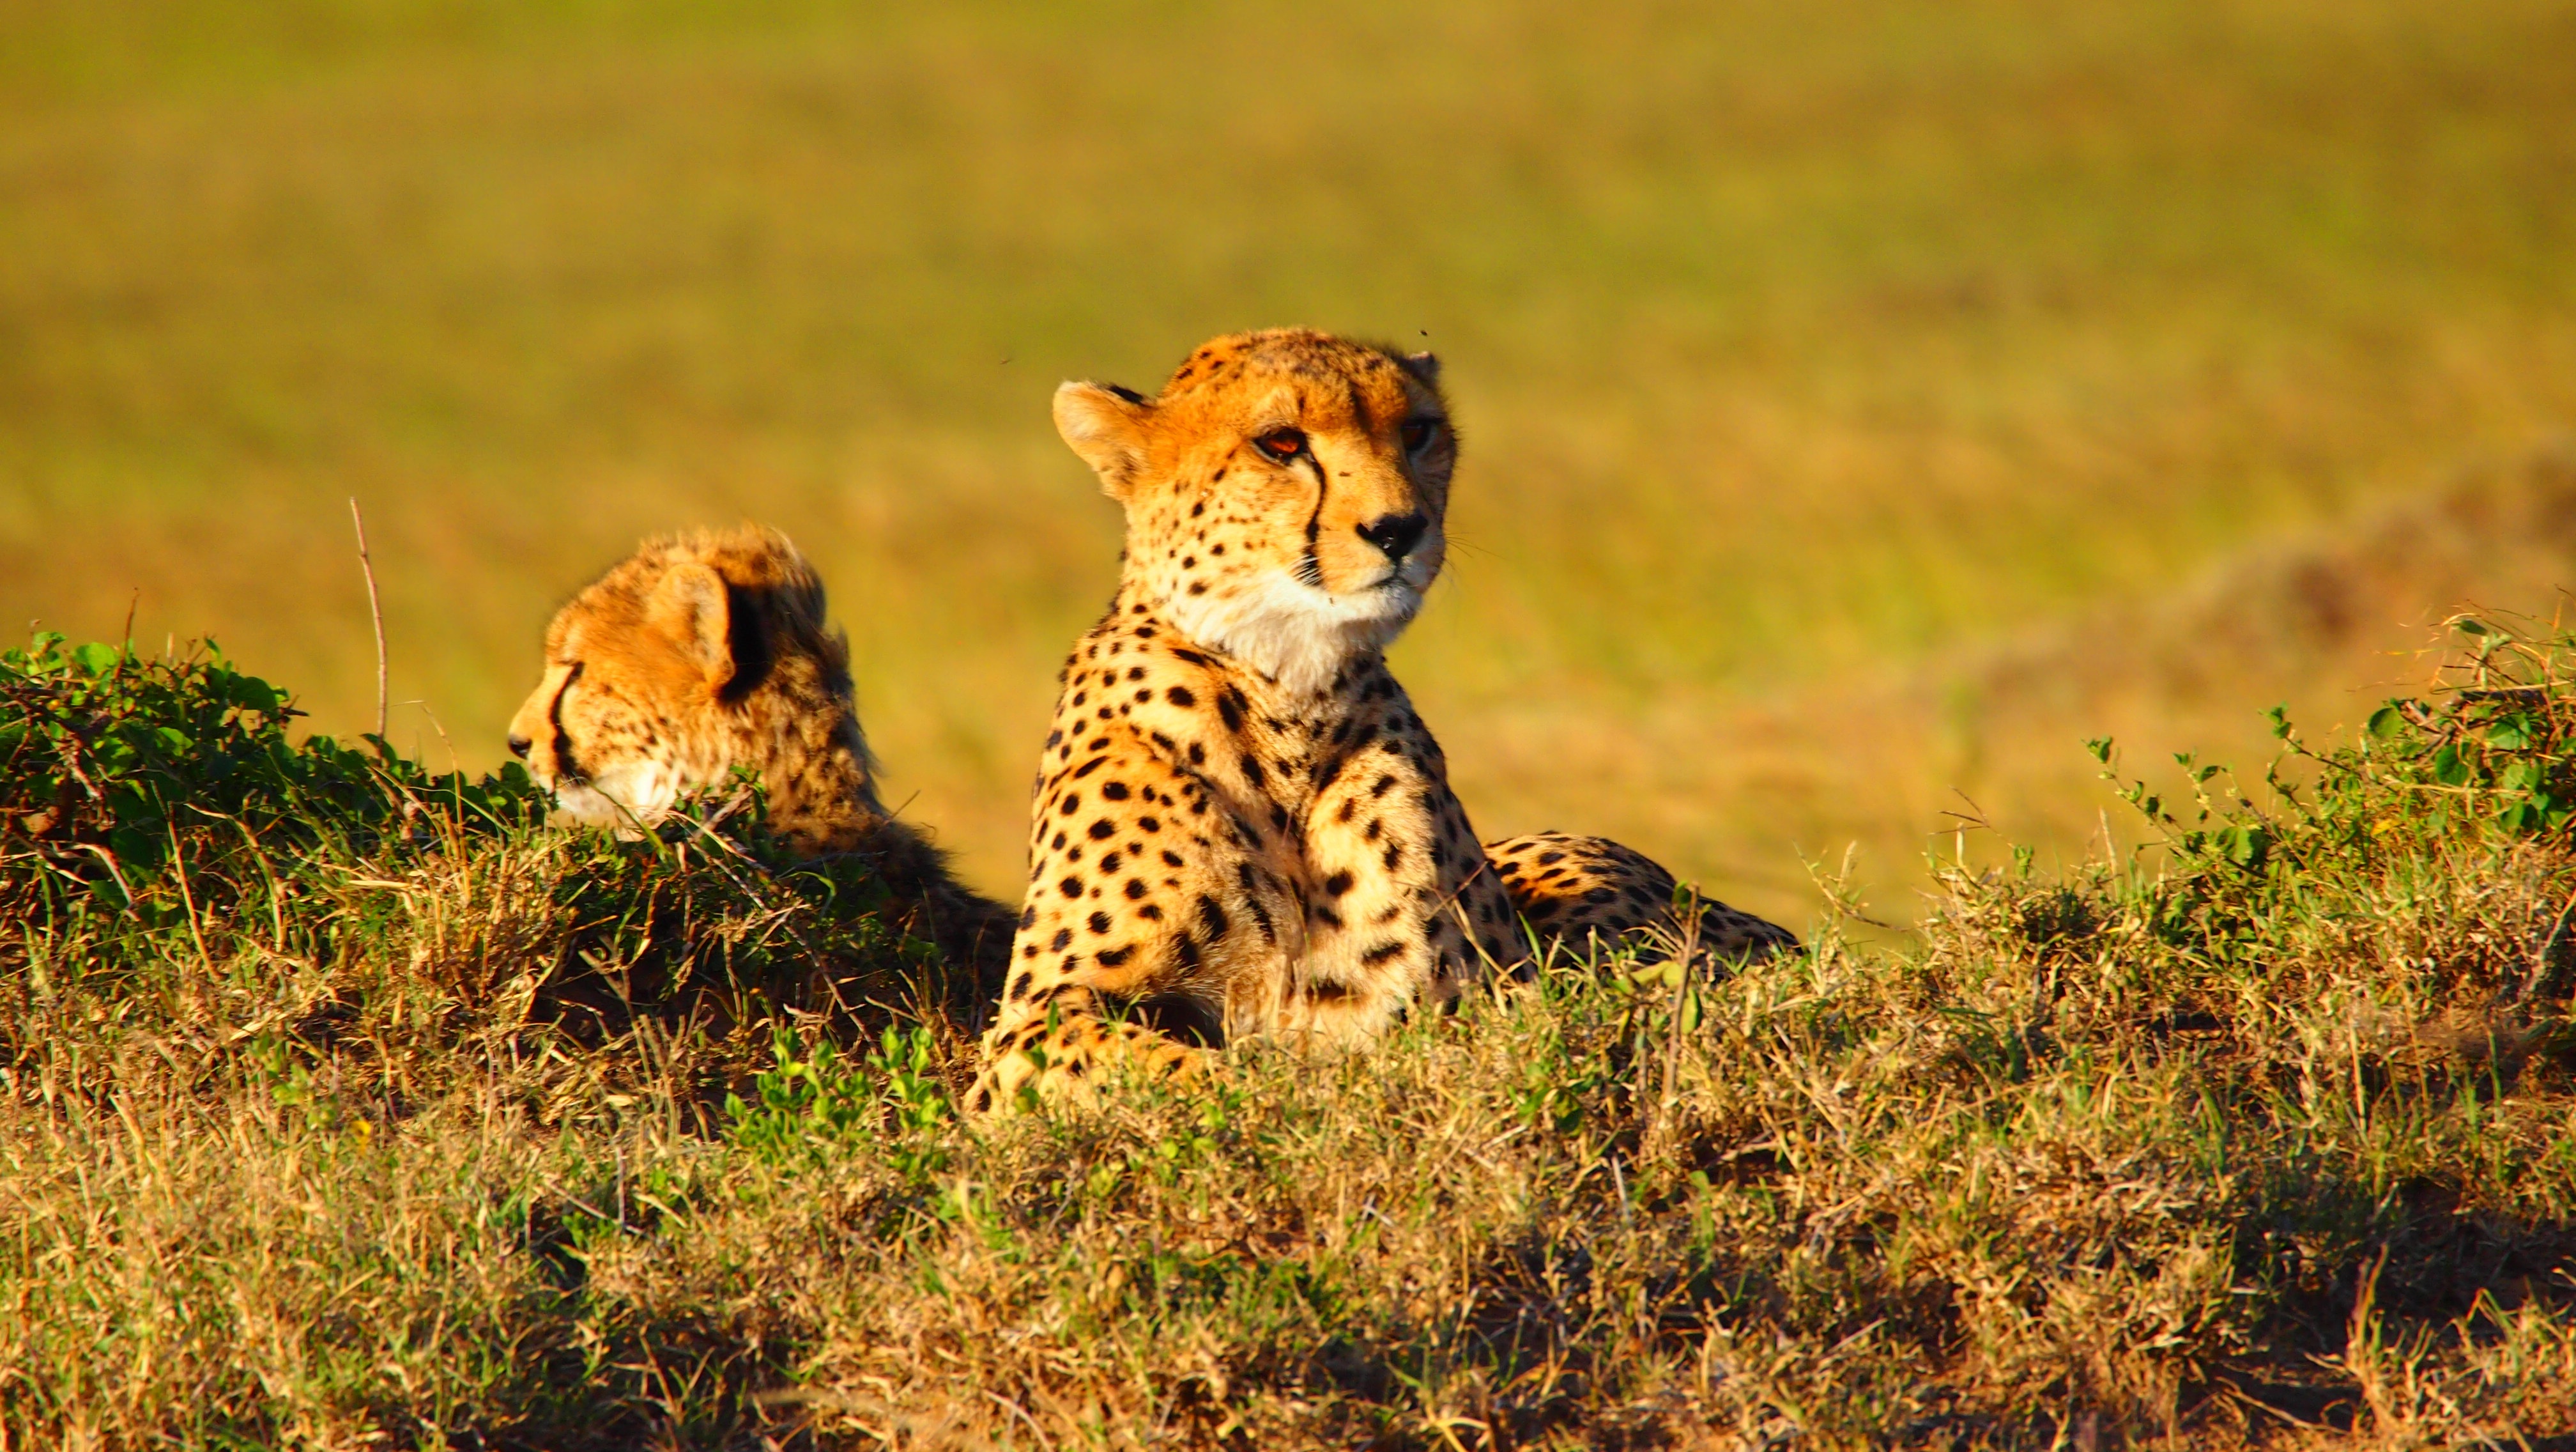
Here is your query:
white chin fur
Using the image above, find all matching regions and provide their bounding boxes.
[546,761,680,831]
[1168,567,1426,697]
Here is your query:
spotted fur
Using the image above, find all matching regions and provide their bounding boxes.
[972,330,1792,1111]
[507,525,1015,985]
[1485,830,1798,962]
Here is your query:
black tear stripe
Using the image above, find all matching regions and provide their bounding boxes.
[548,661,586,784]
[1296,451,1328,589]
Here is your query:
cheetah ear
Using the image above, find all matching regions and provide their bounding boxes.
[647,562,735,691]
[1054,380,1153,500]
[1399,351,1441,384]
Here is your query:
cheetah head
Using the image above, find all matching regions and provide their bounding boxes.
[506,526,855,832]
[1052,328,1456,697]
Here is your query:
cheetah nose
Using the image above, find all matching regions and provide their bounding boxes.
[507,734,532,760]
[1355,512,1429,564]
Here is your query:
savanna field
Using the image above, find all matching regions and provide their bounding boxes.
[6,1,2576,1446]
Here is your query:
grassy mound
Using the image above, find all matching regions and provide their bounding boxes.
[6,626,2575,1448]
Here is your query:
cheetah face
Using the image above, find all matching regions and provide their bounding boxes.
[507,558,738,831]
[1052,330,1457,695]
[507,659,686,829]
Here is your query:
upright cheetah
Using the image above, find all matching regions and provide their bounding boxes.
[507,525,1016,987]
[975,330,1791,1110]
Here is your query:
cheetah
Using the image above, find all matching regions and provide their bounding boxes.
[507,525,1016,987]
[974,328,1791,1110]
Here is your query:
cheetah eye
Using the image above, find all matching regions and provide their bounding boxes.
[1254,428,1306,461]
[1400,418,1439,452]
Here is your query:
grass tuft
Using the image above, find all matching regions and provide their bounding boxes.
[8,619,2576,1446]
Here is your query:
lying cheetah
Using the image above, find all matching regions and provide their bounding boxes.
[507,525,1016,987]
[975,329,1791,1110]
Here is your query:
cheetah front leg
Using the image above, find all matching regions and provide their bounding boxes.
[1276,716,1531,1040]
[969,985,1202,1113]
[971,730,1292,1112]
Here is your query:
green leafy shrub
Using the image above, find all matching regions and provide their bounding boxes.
[2085,613,2576,1002]
[0,631,543,926]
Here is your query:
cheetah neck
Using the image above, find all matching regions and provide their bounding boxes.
[733,694,894,853]
[1149,570,1418,700]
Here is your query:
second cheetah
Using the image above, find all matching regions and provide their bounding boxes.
[506,525,1017,991]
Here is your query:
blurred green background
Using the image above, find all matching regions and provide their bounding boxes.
[6,0,2573,922]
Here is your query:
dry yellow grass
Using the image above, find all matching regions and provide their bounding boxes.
[10,620,2576,1446]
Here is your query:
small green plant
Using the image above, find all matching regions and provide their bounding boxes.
[2356,616,2576,837]
[868,1022,954,1187]
[724,1023,952,1180]
[723,1024,878,1164]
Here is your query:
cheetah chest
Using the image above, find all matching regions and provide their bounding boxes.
[1014,617,1505,1051]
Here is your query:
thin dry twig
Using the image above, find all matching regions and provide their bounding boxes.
[348,497,389,752]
